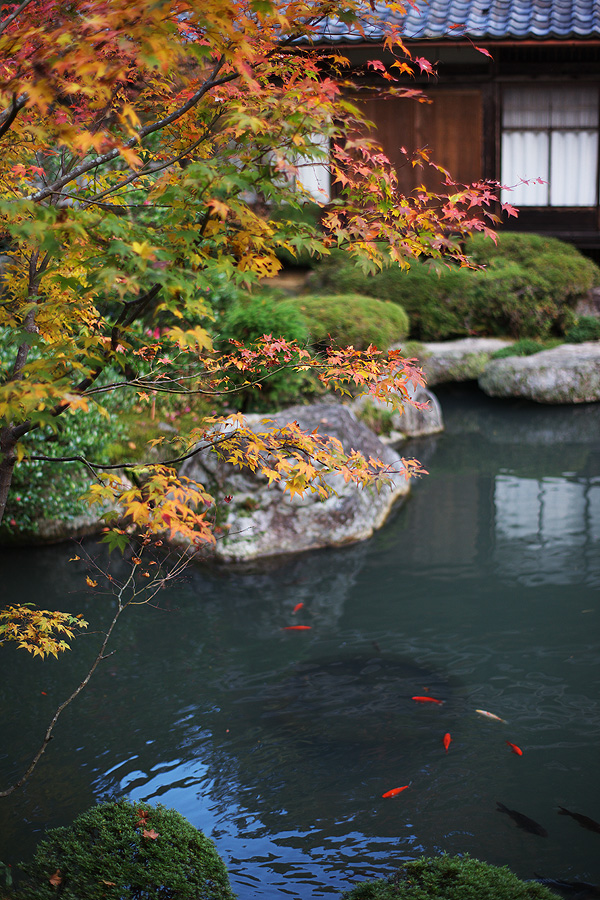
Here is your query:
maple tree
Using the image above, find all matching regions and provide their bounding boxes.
[0,0,505,791]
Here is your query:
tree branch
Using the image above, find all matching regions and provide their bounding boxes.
[28,59,236,204]
[0,540,194,797]
[28,427,240,469]
[7,283,162,447]
[0,92,27,140]
[0,0,34,37]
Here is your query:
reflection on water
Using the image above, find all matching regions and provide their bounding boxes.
[495,475,600,586]
[0,384,599,899]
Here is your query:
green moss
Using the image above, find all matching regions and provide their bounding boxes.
[342,854,560,900]
[290,292,409,351]
[15,799,234,900]
[491,339,561,359]
[356,399,395,436]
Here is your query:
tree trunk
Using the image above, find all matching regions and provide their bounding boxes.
[0,425,17,525]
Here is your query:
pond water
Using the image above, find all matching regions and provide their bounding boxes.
[1,383,599,898]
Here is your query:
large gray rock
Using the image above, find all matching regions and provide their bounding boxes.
[416,337,513,385]
[479,342,600,404]
[350,383,443,445]
[180,401,411,562]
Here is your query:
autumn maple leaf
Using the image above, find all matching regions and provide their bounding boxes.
[49,869,62,887]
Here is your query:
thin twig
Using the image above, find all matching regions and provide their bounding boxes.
[0,602,123,798]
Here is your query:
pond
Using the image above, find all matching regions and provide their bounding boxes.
[1,383,599,898]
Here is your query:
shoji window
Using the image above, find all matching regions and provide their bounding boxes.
[501,85,599,206]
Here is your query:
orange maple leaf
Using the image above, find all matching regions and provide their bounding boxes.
[49,869,62,887]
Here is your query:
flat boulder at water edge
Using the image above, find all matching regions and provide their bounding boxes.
[413,338,514,385]
[479,342,600,404]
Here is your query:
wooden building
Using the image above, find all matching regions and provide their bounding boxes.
[311,0,600,256]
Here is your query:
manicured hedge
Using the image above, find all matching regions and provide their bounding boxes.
[342,854,559,900]
[309,234,600,341]
[289,292,409,351]
[15,799,235,900]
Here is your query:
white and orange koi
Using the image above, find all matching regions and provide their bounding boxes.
[475,709,507,724]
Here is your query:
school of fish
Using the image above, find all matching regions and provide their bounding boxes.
[279,609,596,847]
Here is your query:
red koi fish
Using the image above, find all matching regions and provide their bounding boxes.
[412,696,444,705]
[382,786,409,798]
[292,603,304,614]
[506,741,523,756]
[282,625,312,631]
[443,733,452,752]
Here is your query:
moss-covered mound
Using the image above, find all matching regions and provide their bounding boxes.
[15,799,235,900]
[290,292,410,350]
[342,854,559,900]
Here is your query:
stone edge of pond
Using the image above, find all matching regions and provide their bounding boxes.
[401,337,600,405]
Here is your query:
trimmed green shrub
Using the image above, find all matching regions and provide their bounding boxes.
[308,254,471,341]
[217,292,313,410]
[309,234,600,341]
[342,854,559,900]
[15,799,235,900]
[564,315,600,343]
[290,293,409,350]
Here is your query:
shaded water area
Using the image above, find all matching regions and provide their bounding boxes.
[1,383,599,898]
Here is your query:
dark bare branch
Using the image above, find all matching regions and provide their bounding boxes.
[28,59,235,204]
[0,92,27,140]
[0,0,34,37]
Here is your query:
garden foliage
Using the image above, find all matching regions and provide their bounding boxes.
[217,292,311,410]
[0,0,505,656]
[342,854,560,900]
[564,315,600,343]
[14,799,235,900]
[309,234,600,341]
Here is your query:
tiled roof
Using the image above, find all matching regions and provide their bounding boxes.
[313,0,600,41]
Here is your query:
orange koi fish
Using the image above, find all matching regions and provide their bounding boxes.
[443,733,452,752]
[506,741,523,756]
[382,786,409,798]
[475,709,507,724]
[282,625,312,631]
[292,603,304,614]
[412,696,444,705]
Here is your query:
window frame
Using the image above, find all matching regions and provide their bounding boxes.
[500,82,600,208]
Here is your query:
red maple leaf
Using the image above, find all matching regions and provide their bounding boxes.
[414,57,434,75]
[501,202,518,218]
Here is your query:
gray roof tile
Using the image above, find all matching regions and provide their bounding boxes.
[312,0,600,41]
